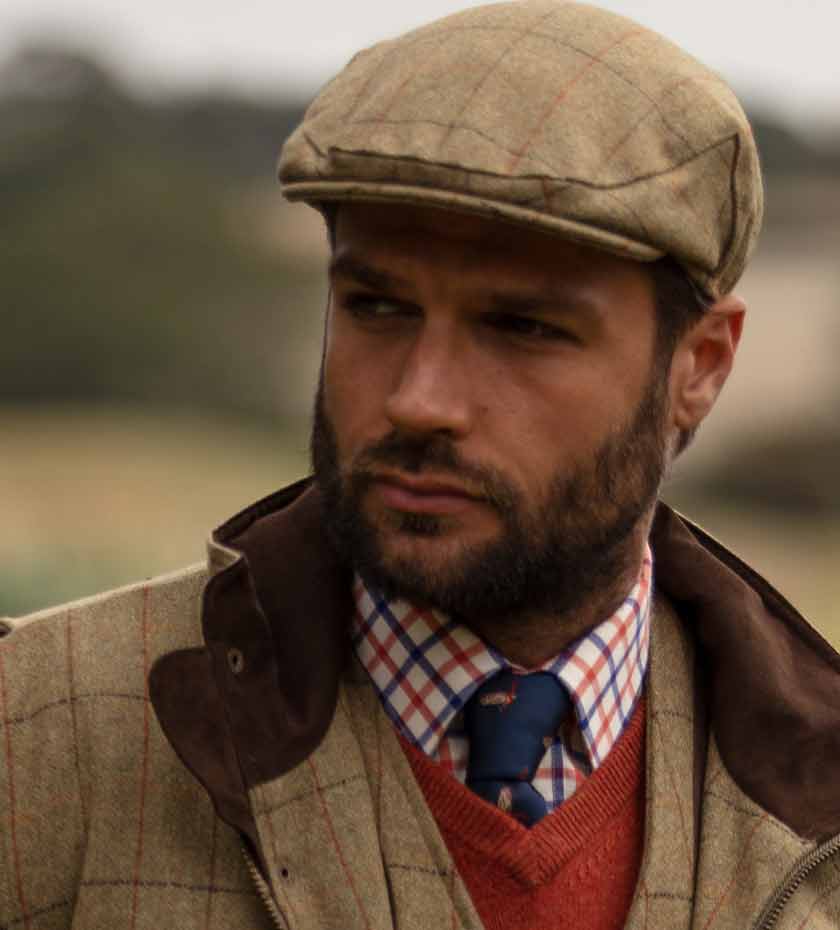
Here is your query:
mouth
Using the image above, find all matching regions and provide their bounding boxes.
[369,469,483,516]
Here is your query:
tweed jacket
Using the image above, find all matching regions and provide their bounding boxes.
[2,479,840,930]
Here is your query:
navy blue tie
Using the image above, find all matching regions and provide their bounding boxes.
[464,669,572,827]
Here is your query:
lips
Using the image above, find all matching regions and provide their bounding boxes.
[370,470,481,515]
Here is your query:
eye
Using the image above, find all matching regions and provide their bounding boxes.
[483,312,576,343]
[342,293,416,321]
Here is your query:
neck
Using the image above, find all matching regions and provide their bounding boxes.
[465,517,652,669]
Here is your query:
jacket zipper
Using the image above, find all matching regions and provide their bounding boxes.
[752,833,840,930]
[242,842,289,930]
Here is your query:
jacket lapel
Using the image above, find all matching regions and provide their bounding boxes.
[343,658,485,929]
[244,671,392,930]
[629,593,831,930]
[690,739,815,930]
[625,595,697,930]
[245,654,485,930]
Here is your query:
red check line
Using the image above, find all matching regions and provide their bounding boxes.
[366,637,405,682]
[401,607,430,633]
[653,713,693,877]
[401,676,442,728]
[567,648,608,696]
[307,756,374,930]
[436,637,487,682]
[562,764,588,796]
[507,27,643,173]
[438,7,559,150]
[590,702,621,758]
[589,666,640,756]
[377,69,421,121]
[435,734,467,776]
[364,625,400,676]
[700,812,768,930]
[436,737,456,773]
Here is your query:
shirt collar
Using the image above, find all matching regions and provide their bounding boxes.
[351,545,652,770]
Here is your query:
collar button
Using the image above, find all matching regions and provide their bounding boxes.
[227,647,245,675]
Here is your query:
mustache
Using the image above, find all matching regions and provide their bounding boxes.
[350,432,517,510]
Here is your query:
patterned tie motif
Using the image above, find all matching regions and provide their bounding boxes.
[465,669,572,826]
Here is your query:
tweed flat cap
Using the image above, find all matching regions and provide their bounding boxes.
[279,1,763,297]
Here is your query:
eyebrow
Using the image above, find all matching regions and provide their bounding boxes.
[484,292,603,324]
[485,295,555,316]
[328,254,410,292]
[329,251,604,322]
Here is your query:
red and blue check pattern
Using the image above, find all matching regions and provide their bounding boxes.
[351,547,652,810]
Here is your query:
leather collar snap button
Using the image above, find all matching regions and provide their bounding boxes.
[227,647,245,675]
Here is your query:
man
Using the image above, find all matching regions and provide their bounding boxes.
[2,2,839,929]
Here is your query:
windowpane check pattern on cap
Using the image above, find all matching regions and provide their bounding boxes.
[351,546,652,810]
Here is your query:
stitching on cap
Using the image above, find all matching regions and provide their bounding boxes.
[437,8,561,149]
[595,73,733,180]
[349,117,559,176]
[340,21,729,175]
[342,19,573,124]
[507,26,644,173]
[323,132,738,194]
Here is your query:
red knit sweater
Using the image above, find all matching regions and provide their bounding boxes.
[403,697,646,930]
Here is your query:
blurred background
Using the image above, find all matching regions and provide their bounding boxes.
[1,1,839,645]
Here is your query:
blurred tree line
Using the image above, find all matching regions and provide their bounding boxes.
[1,45,320,427]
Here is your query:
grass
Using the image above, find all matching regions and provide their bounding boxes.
[0,404,309,615]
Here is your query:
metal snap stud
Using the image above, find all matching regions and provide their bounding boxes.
[227,647,245,675]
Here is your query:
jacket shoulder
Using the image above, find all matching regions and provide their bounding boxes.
[0,565,209,928]
[2,562,207,637]
[0,562,208,765]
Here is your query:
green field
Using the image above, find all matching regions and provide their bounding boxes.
[0,405,308,615]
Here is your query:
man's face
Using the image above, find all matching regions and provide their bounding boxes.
[312,203,670,624]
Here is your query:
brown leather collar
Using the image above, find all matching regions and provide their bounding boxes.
[150,479,840,842]
[651,505,840,840]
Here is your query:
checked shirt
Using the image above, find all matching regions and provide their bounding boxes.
[351,547,652,811]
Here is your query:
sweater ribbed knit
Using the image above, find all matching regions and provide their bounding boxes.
[403,697,646,930]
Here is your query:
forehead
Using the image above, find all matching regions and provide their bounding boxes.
[331,202,656,307]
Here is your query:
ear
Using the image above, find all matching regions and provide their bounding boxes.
[668,293,746,433]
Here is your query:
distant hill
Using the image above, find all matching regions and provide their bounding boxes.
[749,115,840,179]
[1,45,316,424]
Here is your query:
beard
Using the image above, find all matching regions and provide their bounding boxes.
[310,371,668,625]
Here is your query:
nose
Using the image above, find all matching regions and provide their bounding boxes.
[384,324,473,438]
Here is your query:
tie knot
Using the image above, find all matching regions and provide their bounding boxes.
[464,669,571,825]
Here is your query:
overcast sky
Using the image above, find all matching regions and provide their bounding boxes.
[1,0,838,133]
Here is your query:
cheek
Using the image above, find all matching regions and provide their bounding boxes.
[492,369,634,484]
[322,335,392,460]
[475,381,565,494]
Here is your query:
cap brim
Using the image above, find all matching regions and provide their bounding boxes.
[282,180,665,264]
